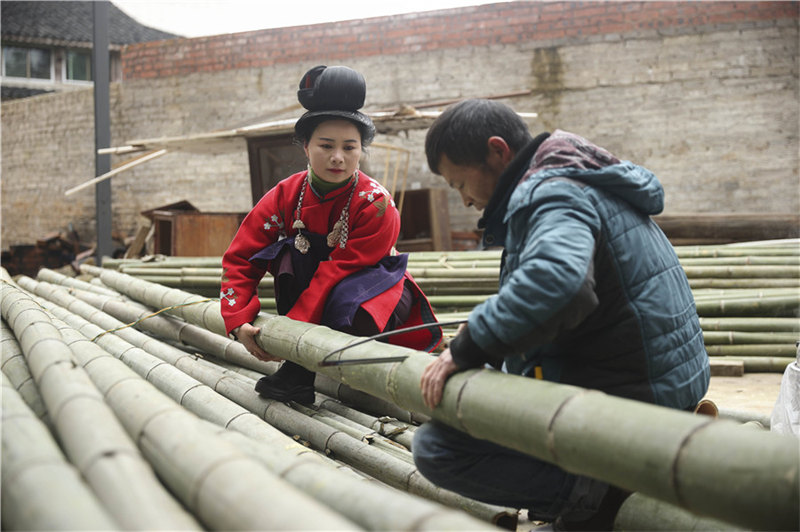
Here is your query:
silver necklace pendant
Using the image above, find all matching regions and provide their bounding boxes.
[292,219,310,254]
[327,220,344,248]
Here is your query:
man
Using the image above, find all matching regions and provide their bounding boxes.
[413,99,710,530]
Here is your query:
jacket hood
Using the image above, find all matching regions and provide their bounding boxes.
[521,162,665,216]
[519,131,664,216]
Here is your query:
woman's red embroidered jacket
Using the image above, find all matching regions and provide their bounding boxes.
[221,170,439,351]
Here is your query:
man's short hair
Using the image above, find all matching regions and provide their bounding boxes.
[425,99,533,174]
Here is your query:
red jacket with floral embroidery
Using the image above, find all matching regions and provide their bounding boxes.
[221,170,439,351]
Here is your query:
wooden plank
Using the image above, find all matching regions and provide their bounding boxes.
[709,358,745,377]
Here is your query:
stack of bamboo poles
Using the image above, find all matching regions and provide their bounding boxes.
[3,263,796,531]
[101,240,800,373]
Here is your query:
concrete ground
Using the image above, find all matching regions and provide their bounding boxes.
[704,372,784,417]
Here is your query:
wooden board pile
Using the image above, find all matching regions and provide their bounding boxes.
[1,241,798,530]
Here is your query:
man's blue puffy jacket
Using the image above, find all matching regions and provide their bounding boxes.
[452,130,709,409]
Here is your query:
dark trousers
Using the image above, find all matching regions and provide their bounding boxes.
[412,420,609,522]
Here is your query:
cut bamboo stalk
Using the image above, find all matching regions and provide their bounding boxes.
[717,407,772,428]
[699,317,800,332]
[290,400,416,464]
[694,295,800,317]
[701,331,800,345]
[207,421,501,531]
[1,320,51,428]
[682,265,800,279]
[689,278,800,289]
[24,277,515,527]
[714,356,794,373]
[1,379,118,530]
[317,394,417,449]
[705,344,797,357]
[77,265,800,530]
[36,267,121,296]
[0,275,202,530]
[47,320,361,531]
[614,492,744,531]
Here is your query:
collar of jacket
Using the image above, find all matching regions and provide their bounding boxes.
[478,132,550,249]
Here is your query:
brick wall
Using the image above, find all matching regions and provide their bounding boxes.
[2,1,798,248]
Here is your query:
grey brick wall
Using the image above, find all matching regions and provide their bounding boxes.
[2,7,797,248]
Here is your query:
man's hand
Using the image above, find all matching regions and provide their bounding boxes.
[233,323,283,362]
[420,348,460,409]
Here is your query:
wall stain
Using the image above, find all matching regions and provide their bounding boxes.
[530,47,564,131]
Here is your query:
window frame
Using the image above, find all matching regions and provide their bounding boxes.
[1,44,54,82]
[64,48,93,84]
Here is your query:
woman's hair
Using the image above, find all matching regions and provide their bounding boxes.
[294,115,375,148]
[425,99,532,174]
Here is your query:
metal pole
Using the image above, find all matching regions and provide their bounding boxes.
[93,1,112,265]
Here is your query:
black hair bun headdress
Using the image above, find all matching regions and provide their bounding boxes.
[294,65,375,144]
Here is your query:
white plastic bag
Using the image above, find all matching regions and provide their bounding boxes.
[770,345,800,437]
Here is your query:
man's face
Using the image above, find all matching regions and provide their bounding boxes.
[438,154,503,211]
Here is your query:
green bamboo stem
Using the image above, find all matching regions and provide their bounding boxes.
[1,379,118,530]
[714,356,794,373]
[692,288,800,300]
[205,422,501,531]
[705,344,798,357]
[45,318,364,531]
[1,320,51,428]
[689,278,800,289]
[316,394,417,449]
[79,266,799,530]
[717,408,772,428]
[694,295,800,317]
[26,276,514,527]
[682,265,800,279]
[36,267,121,296]
[701,331,800,345]
[680,256,800,266]
[674,245,800,258]
[314,373,431,425]
[0,276,202,530]
[614,492,744,531]
[290,400,416,464]
[699,317,800,332]
[38,297,499,531]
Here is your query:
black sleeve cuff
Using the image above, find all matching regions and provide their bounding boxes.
[449,325,495,370]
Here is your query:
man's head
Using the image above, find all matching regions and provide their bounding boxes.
[425,99,533,210]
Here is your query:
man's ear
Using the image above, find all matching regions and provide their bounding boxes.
[486,136,514,169]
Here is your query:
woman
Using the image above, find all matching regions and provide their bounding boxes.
[221,65,441,404]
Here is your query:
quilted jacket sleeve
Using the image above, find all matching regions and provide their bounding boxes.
[451,179,602,369]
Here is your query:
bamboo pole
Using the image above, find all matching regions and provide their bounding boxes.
[1,379,119,530]
[43,319,364,530]
[613,492,744,531]
[0,275,202,530]
[23,276,515,528]
[37,267,121,296]
[1,320,51,428]
[694,295,800,317]
[78,266,800,530]
[59,286,432,427]
[699,317,800,332]
[702,331,800,345]
[705,344,797,357]
[714,356,794,373]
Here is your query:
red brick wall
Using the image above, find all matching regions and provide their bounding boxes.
[122,1,798,79]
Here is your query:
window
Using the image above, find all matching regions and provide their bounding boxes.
[66,49,91,81]
[2,45,52,80]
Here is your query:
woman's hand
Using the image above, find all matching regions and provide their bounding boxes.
[233,323,283,362]
[420,348,459,409]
